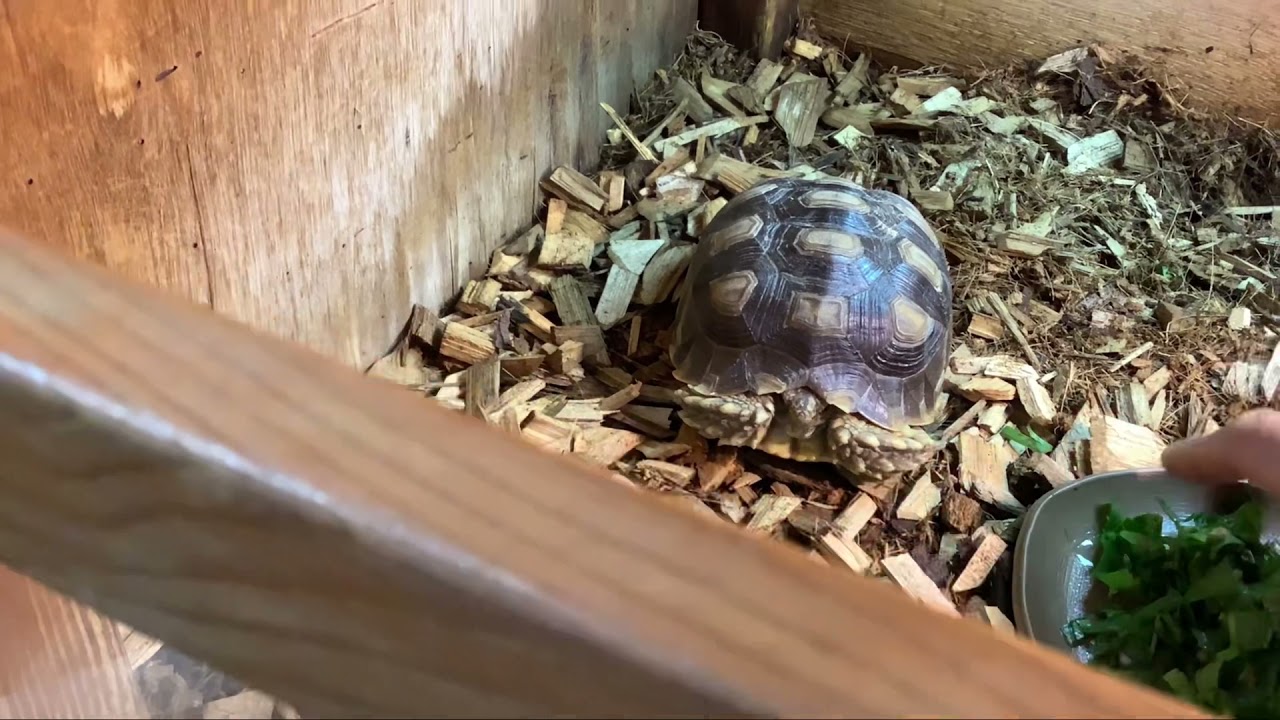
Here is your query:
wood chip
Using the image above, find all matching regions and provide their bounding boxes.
[942,492,983,533]
[995,232,1055,258]
[967,313,1004,340]
[522,412,577,454]
[912,189,954,212]
[952,533,1008,593]
[940,399,987,443]
[1036,47,1089,75]
[637,440,690,460]
[653,115,768,154]
[700,70,746,118]
[986,293,1039,369]
[697,447,742,492]
[1090,415,1166,473]
[1228,307,1253,330]
[1030,453,1076,487]
[608,238,666,274]
[982,356,1038,380]
[773,78,829,147]
[638,242,695,304]
[542,165,609,212]
[673,77,715,123]
[637,460,696,486]
[1115,382,1152,427]
[747,494,803,533]
[553,325,607,361]
[549,275,597,326]
[595,265,640,328]
[896,474,941,521]
[786,37,824,60]
[545,197,568,234]
[600,102,657,162]
[574,427,645,466]
[977,403,1009,434]
[547,339,584,375]
[831,492,877,545]
[832,53,869,103]
[881,554,960,618]
[464,357,500,420]
[983,606,1017,635]
[1107,341,1154,372]
[458,278,503,315]
[1263,340,1280,403]
[1142,366,1172,396]
[1065,130,1124,175]
[500,353,544,378]
[599,382,642,412]
[203,691,277,720]
[693,152,800,194]
[439,322,496,365]
[897,75,967,97]
[1016,376,1056,425]
[957,428,1022,513]
[1149,388,1168,431]
[816,533,872,574]
[601,171,626,213]
[956,377,1016,402]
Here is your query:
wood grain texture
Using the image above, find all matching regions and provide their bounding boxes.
[699,0,801,60]
[0,565,147,719]
[0,0,694,370]
[802,0,1280,124]
[0,229,1211,718]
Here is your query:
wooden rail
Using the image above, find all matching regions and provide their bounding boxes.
[0,227,1208,717]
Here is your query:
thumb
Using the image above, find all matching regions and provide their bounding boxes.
[1162,409,1280,490]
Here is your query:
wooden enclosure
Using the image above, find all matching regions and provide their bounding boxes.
[0,0,1272,715]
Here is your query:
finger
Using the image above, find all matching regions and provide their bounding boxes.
[1162,409,1280,490]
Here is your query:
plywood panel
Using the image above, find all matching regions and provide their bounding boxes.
[802,0,1279,125]
[0,0,695,369]
[0,566,147,719]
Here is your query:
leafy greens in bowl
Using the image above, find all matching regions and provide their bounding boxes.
[1064,498,1280,718]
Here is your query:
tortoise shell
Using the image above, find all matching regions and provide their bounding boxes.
[669,176,952,431]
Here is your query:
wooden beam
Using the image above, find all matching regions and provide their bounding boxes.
[699,0,800,60]
[0,227,1208,717]
[801,0,1280,125]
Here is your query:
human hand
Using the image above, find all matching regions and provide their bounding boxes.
[1162,408,1280,494]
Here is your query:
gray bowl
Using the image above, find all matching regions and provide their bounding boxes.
[1011,467,1276,660]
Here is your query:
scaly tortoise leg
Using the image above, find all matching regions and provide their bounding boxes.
[827,412,939,482]
[674,389,775,447]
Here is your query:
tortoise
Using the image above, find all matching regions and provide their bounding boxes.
[669,175,953,482]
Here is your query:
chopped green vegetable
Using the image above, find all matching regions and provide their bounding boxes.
[1064,499,1280,718]
[999,423,1053,454]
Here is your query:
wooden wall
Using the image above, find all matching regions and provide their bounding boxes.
[0,0,696,369]
[802,0,1280,125]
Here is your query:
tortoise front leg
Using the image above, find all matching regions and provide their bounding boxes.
[827,412,939,481]
[674,389,775,447]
